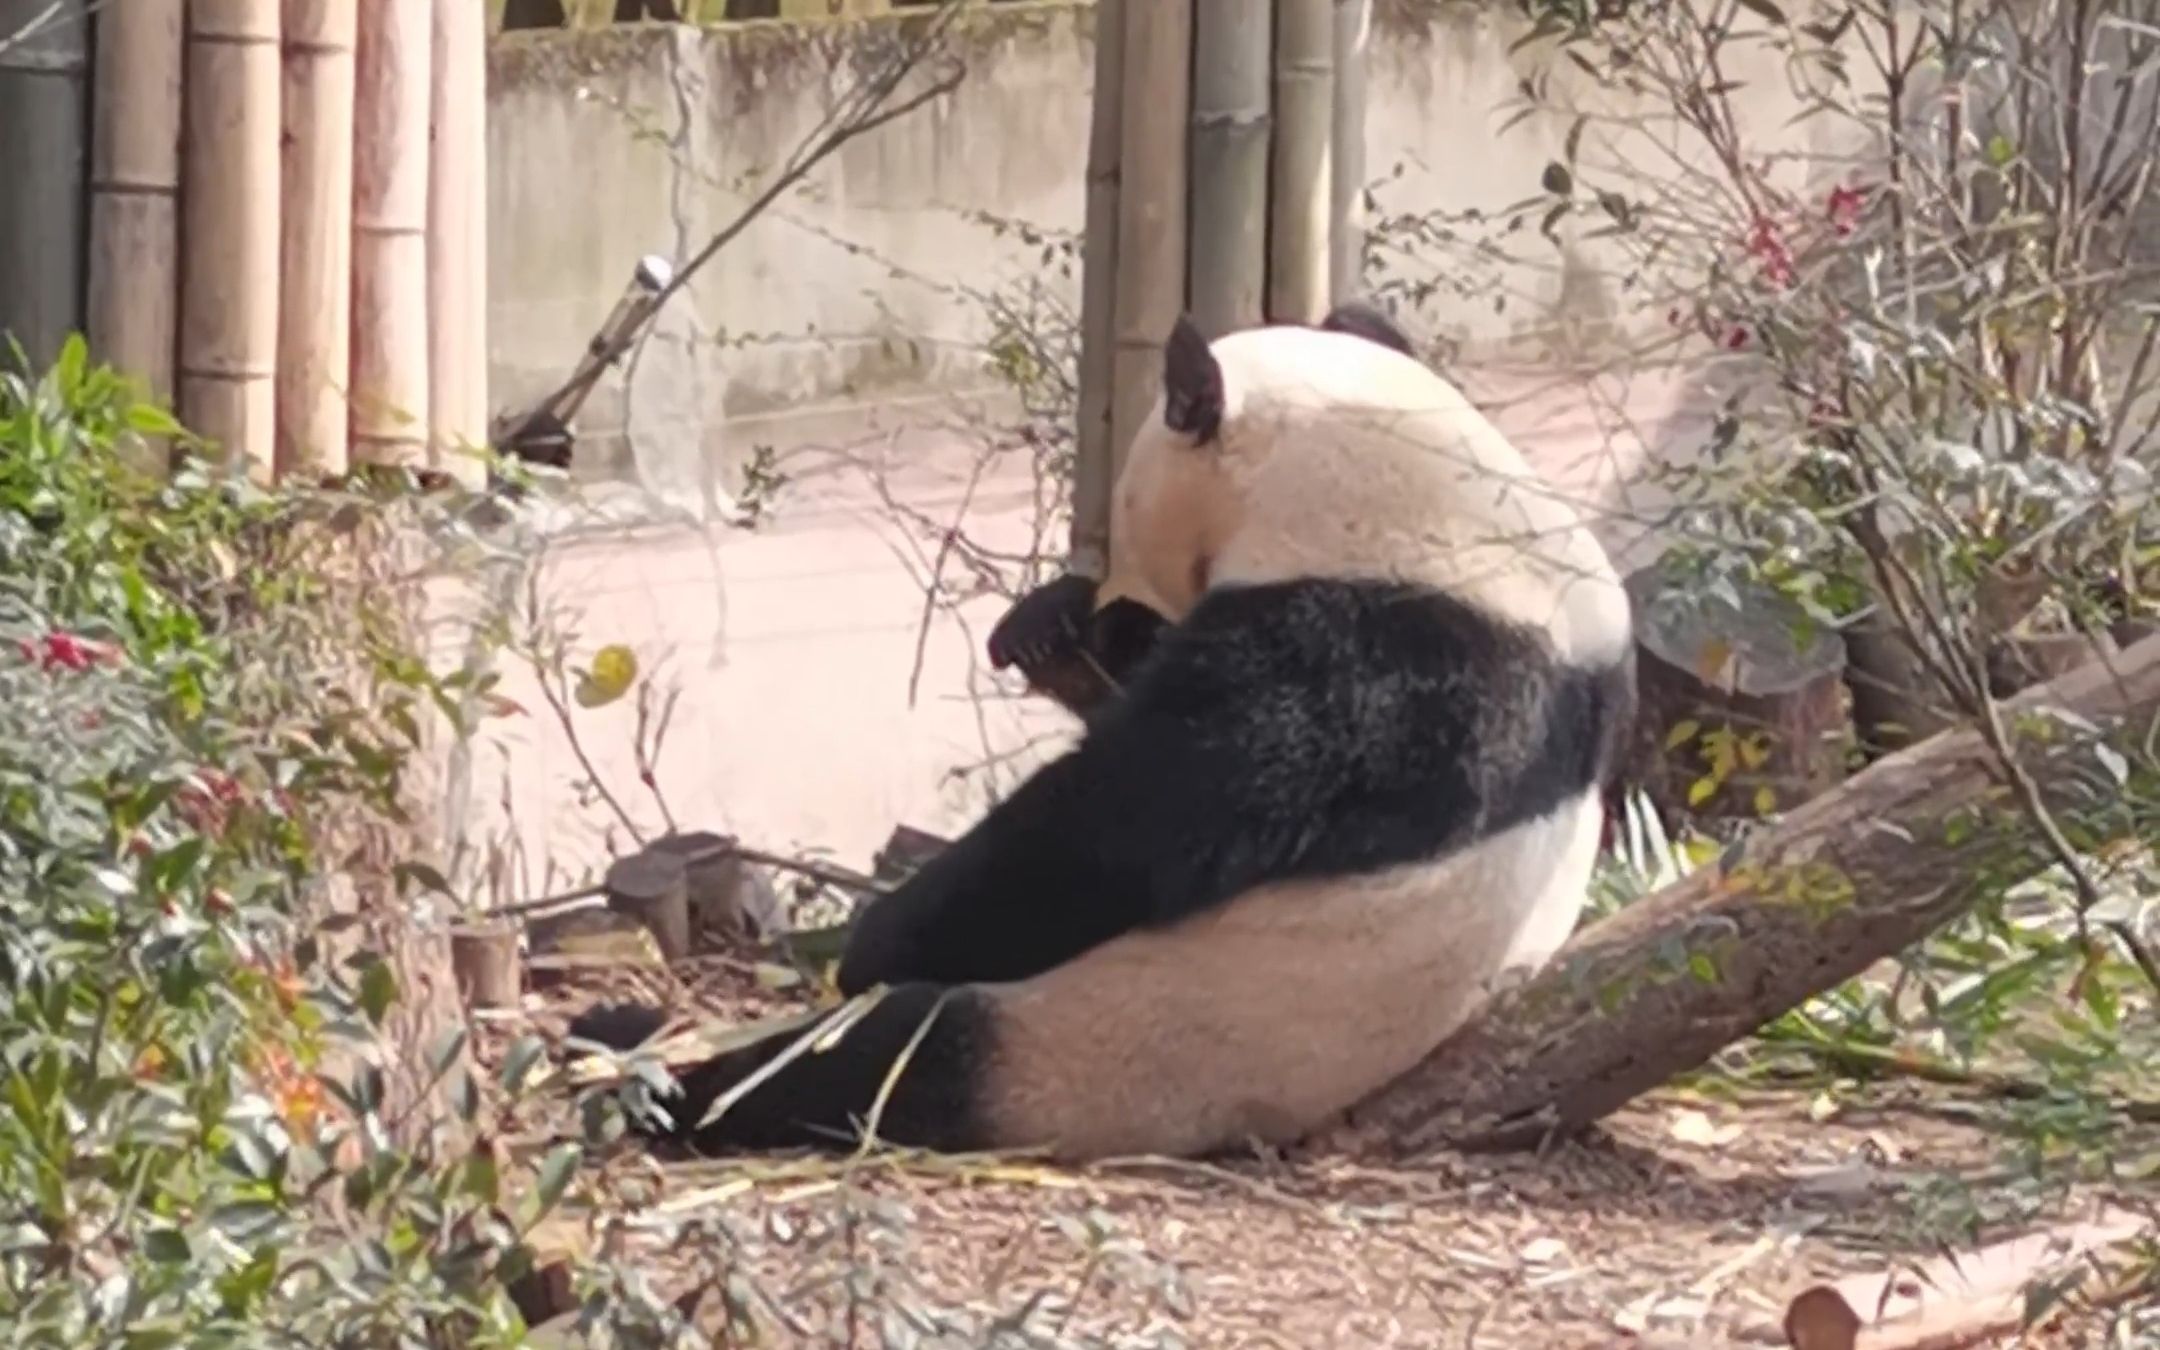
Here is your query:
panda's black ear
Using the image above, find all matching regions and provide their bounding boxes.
[1162,314,1224,444]
[1319,300,1416,358]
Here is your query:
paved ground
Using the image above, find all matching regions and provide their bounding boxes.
[440,364,1707,902]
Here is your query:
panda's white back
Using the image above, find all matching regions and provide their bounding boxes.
[1105,324,1631,674]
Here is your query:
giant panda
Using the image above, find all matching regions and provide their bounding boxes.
[568,304,1636,1162]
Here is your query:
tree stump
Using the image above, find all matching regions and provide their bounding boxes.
[645,829,780,946]
[872,823,951,887]
[448,919,520,1010]
[1625,565,1851,822]
[604,848,691,961]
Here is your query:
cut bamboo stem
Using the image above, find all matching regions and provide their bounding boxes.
[351,0,433,469]
[1070,0,1127,575]
[1187,0,1271,340]
[1269,0,1334,323]
[86,0,183,471]
[1108,0,1191,487]
[278,0,357,480]
[0,0,90,369]
[1330,0,1369,303]
[180,0,283,480]
[450,920,522,1010]
[429,0,489,487]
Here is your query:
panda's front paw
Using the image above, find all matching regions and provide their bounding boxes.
[988,574,1097,679]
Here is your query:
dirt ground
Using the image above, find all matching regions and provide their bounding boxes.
[487,952,2156,1348]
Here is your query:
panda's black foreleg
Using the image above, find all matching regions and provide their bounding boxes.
[834,636,1291,996]
[987,575,1168,718]
[831,754,1164,995]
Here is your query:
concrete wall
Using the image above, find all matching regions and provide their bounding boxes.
[485,0,1864,501]
[488,6,1092,503]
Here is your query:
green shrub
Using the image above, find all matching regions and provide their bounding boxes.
[0,341,565,1347]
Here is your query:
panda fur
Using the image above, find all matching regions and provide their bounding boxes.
[569,306,1636,1162]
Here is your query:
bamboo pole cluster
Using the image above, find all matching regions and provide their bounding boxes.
[56,0,488,486]
[1074,0,1370,565]
[0,0,92,375]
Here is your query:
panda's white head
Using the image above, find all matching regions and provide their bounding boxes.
[1096,315,1632,668]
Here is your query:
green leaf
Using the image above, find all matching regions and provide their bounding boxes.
[357,956,398,1028]
[1595,190,1635,230]
[499,1035,548,1094]
[429,1025,469,1078]
[1687,776,1717,807]
[1986,134,2016,166]
[1665,718,1702,750]
[127,402,184,437]
[53,332,87,396]
[394,860,454,899]
[463,1151,501,1205]
[529,1143,581,1221]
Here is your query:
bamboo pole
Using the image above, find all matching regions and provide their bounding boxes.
[86,0,182,466]
[1329,0,1369,303]
[429,0,490,487]
[1268,0,1334,323]
[1070,0,1126,575]
[180,1,282,480]
[1187,0,1271,340]
[0,0,90,369]
[278,0,357,480]
[351,0,433,469]
[1108,0,1191,489]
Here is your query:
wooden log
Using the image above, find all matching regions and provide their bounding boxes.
[180,0,282,480]
[1107,0,1190,491]
[278,0,357,480]
[428,0,489,487]
[1625,566,1850,821]
[1986,626,2119,699]
[1329,0,1370,302]
[1268,0,1334,323]
[604,850,691,961]
[1070,0,1125,576]
[351,0,433,469]
[1187,0,1270,340]
[86,0,183,471]
[0,0,90,368]
[449,919,521,1009]
[1325,632,2160,1157]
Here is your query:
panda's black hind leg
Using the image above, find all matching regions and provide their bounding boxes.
[641,985,998,1155]
[565,1000,671,1053]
